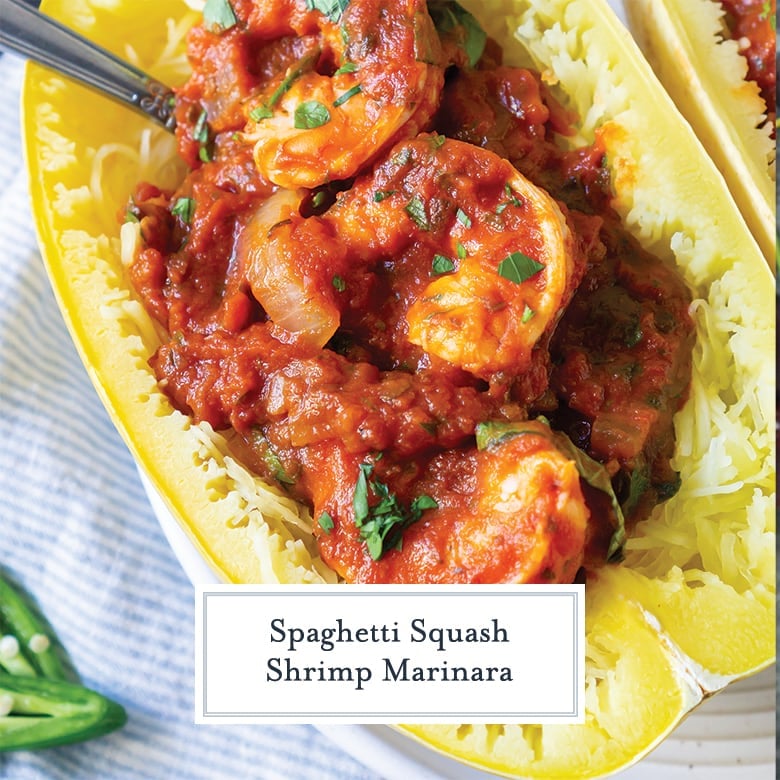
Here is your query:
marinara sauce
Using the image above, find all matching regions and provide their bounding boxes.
[127,11,694,582]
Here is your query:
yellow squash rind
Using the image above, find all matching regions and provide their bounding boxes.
[624,0,776,268]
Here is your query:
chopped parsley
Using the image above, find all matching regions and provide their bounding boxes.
[405,194,430,230]
[429,0,487,67]
[352,463,438,560]
[456,241,467,259]
[332,275,347,292]
[202,0,237,32]
[760,0,775,28]
[318,512,335,534]
[373,190,396,202]
[455,207,472,228]
[193,109,209,143]
[334,61,358,75]
[504,183,523,207]
[171,197,195,223]
[391,147,413,166]
[521,304,535,323]
[432,254,455,275]
[249,429,296,486]
[623,320,644,348]
[250,105,274,121]
[333,84,362,107]
[497,251,544,284]
[124,199,140,223]
[193,109,212,162]
[250,57,317,122]
[305,0,350,23]
[294,100,331,128]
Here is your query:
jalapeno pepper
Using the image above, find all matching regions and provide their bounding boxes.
[0,571,127,751]
[0,673,127,751]
[0,573,67,681]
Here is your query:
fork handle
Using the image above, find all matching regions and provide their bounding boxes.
[0,0,176,130]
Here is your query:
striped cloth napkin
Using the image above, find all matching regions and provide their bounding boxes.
[0,51,379,780]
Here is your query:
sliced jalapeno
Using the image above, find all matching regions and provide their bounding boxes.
[0,673,127,751]
[0,572,67,681]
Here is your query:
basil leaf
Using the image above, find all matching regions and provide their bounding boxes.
[203,0,237,32]
[294,100,331,129]
[497,251,544,284]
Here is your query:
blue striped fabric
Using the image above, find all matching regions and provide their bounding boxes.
[0,53,378,780]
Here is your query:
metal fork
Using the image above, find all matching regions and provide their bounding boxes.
[0,0,177,130]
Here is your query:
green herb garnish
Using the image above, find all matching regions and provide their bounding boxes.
[352,463,438,560]
[373,190,396,202]
[332,275,346,292]
[203,0,237,32]
[250,105,274,121]
[305,0,350,23]
[171,197,195,223]
[294,100,331,129]
[432,254,455,275]
[455,207,471,228]
[193,109,213,162]
[333,84,362,107]
[497,251,544,284]
[318,512,335,534]
[193,110,209,143]
[521,304,535,323]
[334,61,358,75]
[405,194,430,230]
[429,0,486,67]
[475,419,625,563]
[504,183,523,207]
[264,56,316,113]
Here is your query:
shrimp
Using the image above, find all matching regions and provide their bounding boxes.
[240,134,581,375]
[241,0,445,188]
[308,420,589,583]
